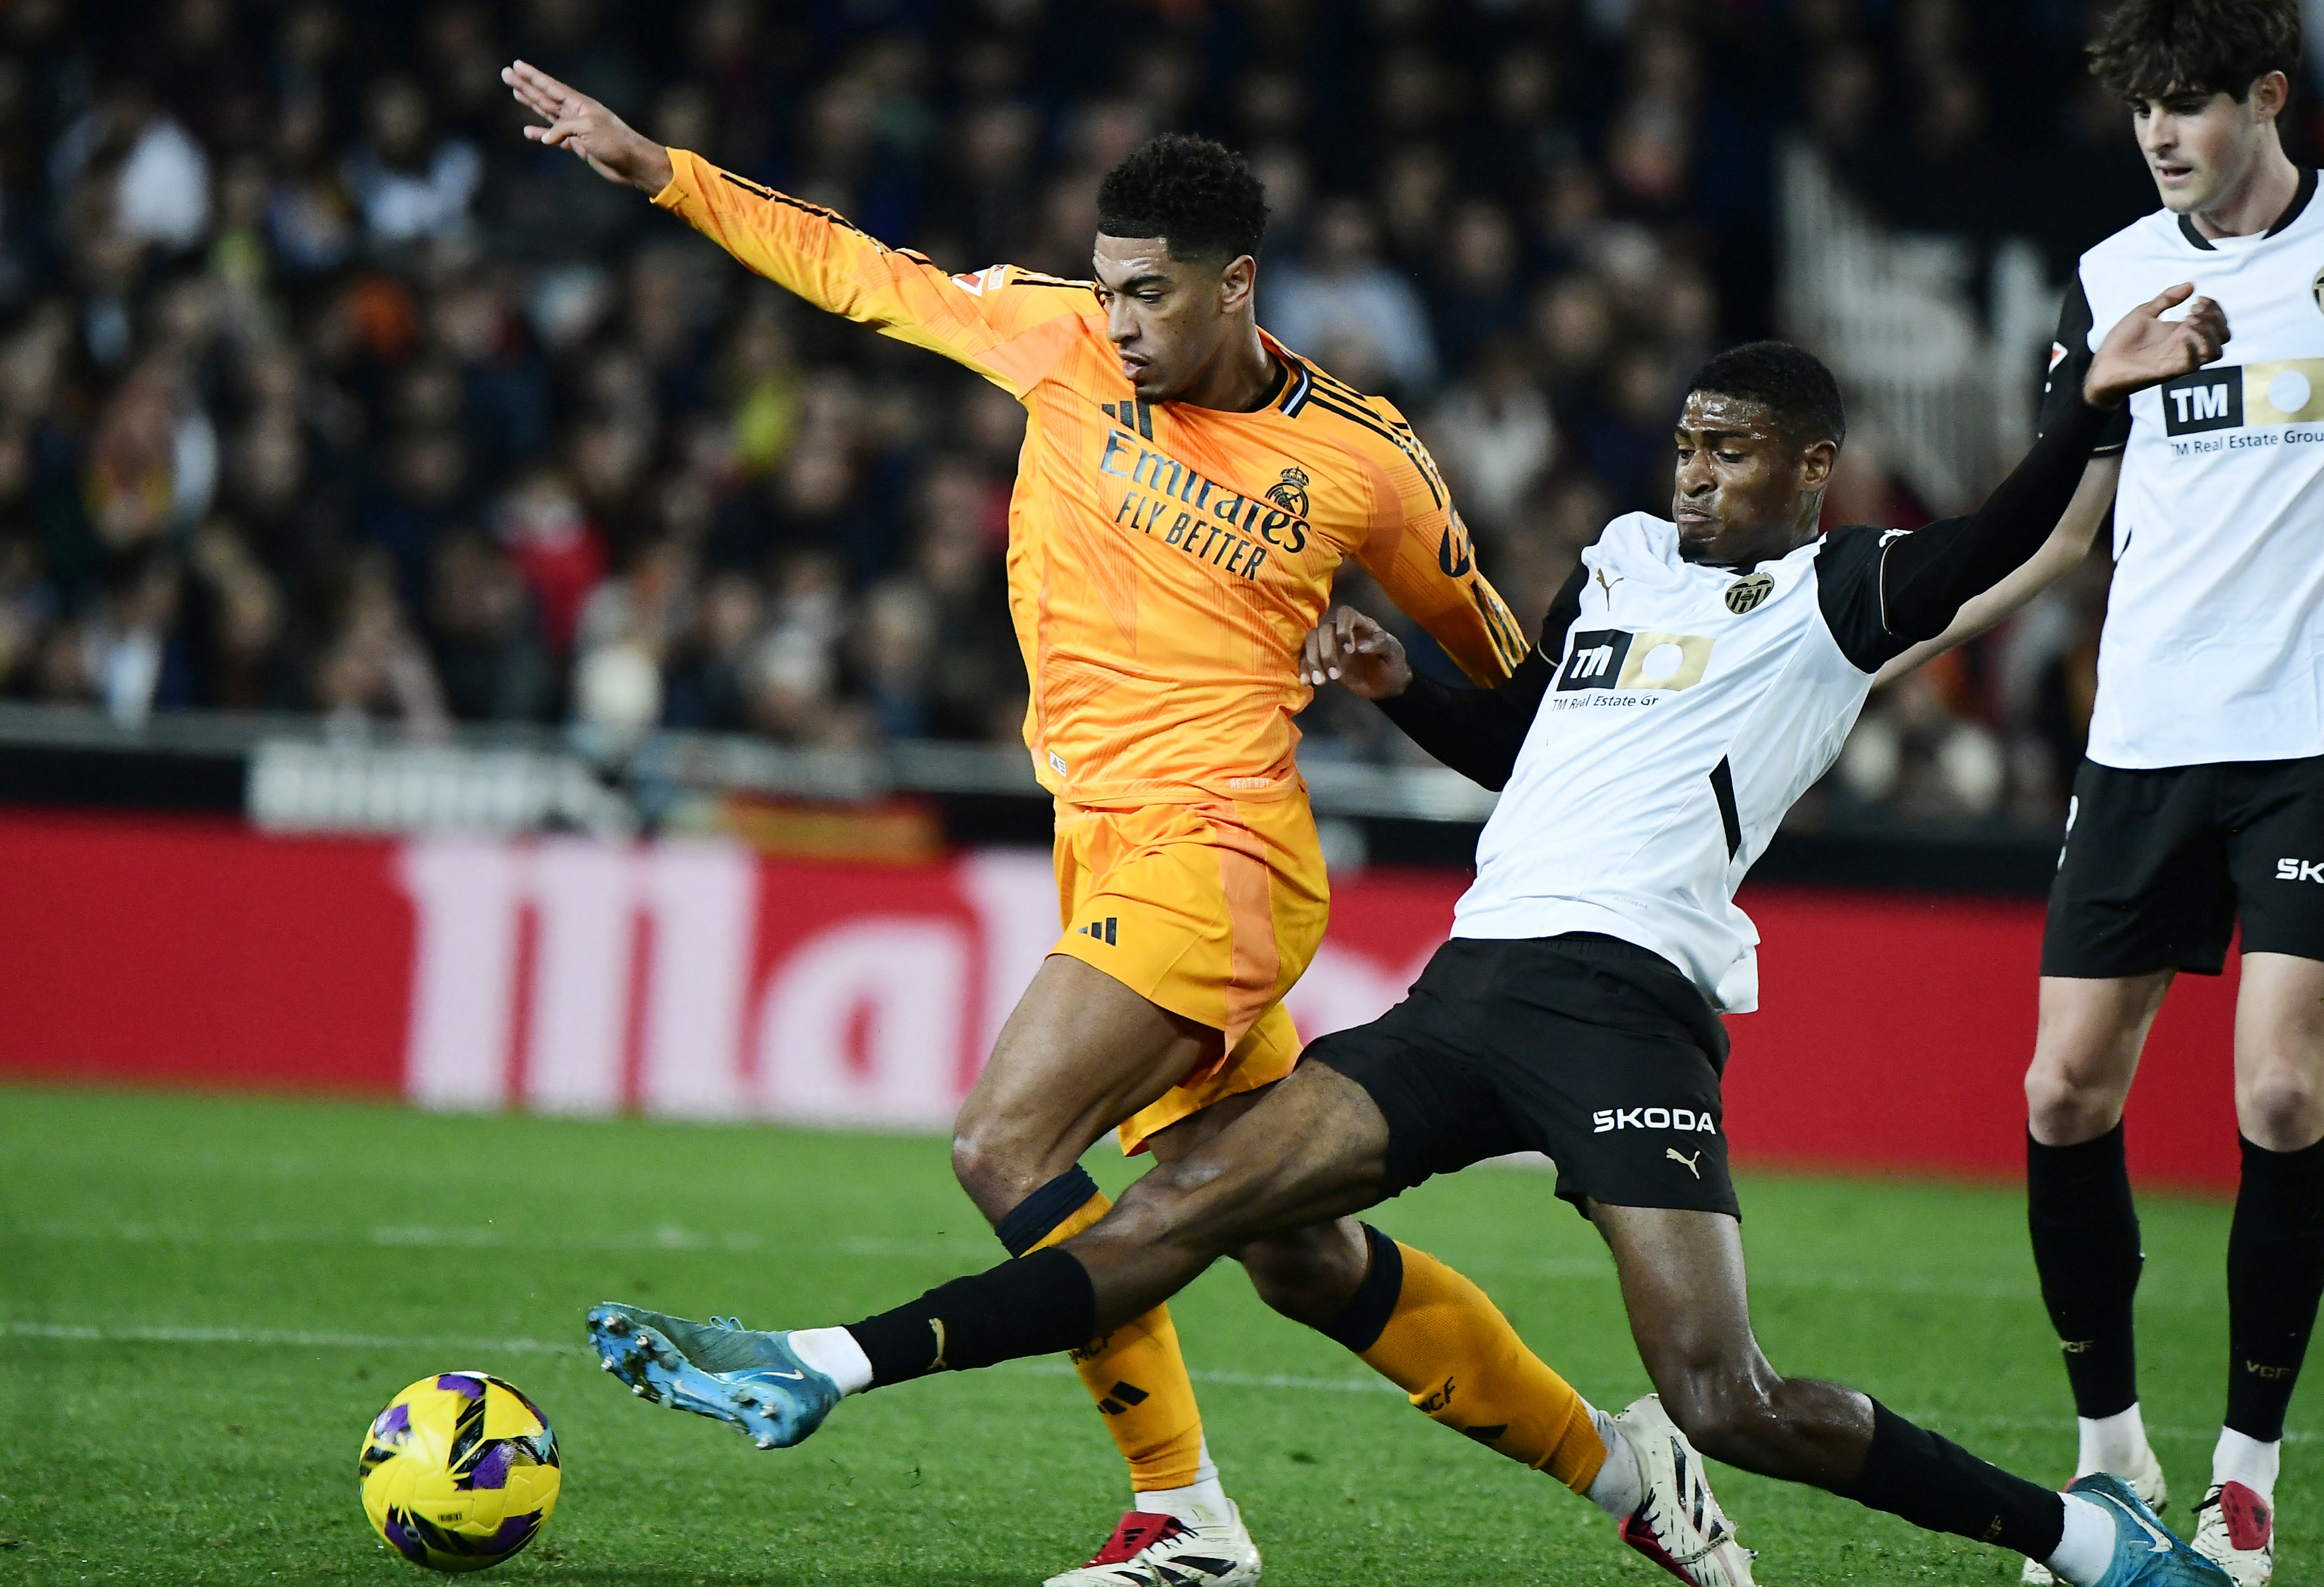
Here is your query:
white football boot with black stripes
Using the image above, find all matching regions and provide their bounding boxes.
[1614,1395,1759,1586]
[2190,1481,2273,1586]
[1042,1500,1261,1587]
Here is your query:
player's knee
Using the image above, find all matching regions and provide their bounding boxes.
[2238,1063,2324,1151]
[1238,1233,1363,1329]
[1661,1375,1780,1468]
[2024,1055,2128,1142]
[948,1121,1036,1216]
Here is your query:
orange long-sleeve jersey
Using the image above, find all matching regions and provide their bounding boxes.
[655,150,1528,804]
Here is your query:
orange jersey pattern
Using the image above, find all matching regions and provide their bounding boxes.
[656,150,1528,803]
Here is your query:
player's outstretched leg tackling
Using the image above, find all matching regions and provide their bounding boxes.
[583,1289,1760,1587]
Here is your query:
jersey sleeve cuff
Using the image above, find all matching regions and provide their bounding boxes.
[650,148,704,212]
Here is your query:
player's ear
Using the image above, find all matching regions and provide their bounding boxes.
[1797,438,1837,493]
[1216,255,1257,317]
[2251,70,2291,122]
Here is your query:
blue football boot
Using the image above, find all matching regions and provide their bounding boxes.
[2071,1472,2233,1587]
[586,1303,842,1450]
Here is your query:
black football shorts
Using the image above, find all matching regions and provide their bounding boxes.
[2043,754,2324,979]
[1307,933,1740,1220]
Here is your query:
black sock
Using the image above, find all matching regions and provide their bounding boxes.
[994,1165,1102,1257]
[2227,1133,2324,1442]
[842,1247,1097,1388]
[1316,1224,1402,1353]
[1845,1399,2066,1560]
[2027,1124,2142,1417]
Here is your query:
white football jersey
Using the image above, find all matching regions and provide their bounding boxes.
[1452,512,1903,1012]
[2047,168,2324,768]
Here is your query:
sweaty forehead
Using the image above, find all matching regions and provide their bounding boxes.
[1677,390,1780,436]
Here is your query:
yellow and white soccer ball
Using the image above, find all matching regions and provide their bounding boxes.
[358,1371,561,1572]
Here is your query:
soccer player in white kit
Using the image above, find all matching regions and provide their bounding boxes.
[1883,5,2322,1582]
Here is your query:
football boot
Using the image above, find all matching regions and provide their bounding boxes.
[2190,1482,2273,1586]
[586,1303,840,1449]
[1613,1394,1759,1586]
[1041,1502,1262,1587]
[2071,1472,2230,1587]
[2027,1443,2170,1583]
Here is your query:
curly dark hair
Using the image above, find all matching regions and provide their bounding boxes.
[1685,342,1847,445]
[2089,0,2302,102]
[1094,134,1269,265]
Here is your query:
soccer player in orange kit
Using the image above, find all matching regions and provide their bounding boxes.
[504,62,1727,1587]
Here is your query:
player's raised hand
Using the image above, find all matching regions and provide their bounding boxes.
[2084,283,2232,409]
[502,60,675,194]
[1301,606,1412,699]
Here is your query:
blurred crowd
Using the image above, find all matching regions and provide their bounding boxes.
[0,0,2215,827]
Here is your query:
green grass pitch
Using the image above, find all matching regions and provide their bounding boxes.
[1,1085,2311,1585]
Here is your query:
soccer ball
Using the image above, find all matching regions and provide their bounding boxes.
[358,1371,561,1572]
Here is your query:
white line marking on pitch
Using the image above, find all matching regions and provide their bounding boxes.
[18,1222,2229,1308]
[17,1323,2316,1437]
[1,1321,1399,1395]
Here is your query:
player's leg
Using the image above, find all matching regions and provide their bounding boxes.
[959,796,1328,1585]
[589,1010,1759,1579]
[947,953,1246,1583]
[1217,939,1758,1584]
[1595,1202,2223,1586]
[2026,760,2235,1546]
[2024,970,2174,1510]
[2184,951,2324,1584]
[2192,758,2324,1582]
[1156,1077,1620,1505]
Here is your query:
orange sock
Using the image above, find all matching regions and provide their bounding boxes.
[1333,1226,1606,1493]
[1001,1170,1208,1493]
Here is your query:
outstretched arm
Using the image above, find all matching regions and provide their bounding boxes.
[502,60,1085,395]
[1300,562,1581,791]
[1872,284,2226,648]
[1871,455,2117,688]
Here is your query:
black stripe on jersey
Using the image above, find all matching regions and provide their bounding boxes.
[1008,270,1097,292]
[1710,758,1742,859]
[1299,386,1398,438]
[1135,400,1153,440]
[717,173,890,247]
[1303,363,1374,405]
[2270,166,2319,236]
[2178,213,2216,251]
[1282,360,1313,417]
[2039,278,2132,455]
[1469,579,1528,672]
[1302,392,1447,506]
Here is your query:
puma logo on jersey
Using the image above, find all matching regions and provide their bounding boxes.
[1667,1148,1703,1178]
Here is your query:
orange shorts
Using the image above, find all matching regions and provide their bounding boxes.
[1048,791,1332,1154]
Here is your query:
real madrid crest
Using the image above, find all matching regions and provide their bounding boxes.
[1724,571,1775,615]
[1267,465,1312,518]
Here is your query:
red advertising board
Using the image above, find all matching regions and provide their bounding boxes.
[0,811,2244,1189]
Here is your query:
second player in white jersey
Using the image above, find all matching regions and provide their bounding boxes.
[2049,166,2324,767]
